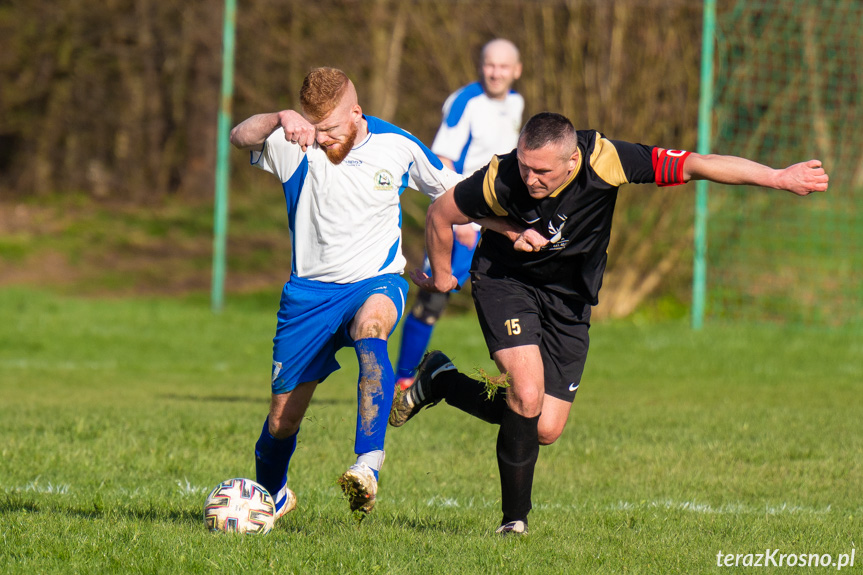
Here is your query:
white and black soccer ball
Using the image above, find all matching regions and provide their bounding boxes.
[203,478,275,534]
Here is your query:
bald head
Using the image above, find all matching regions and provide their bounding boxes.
[480,38,522,100]
[482,39,520,63]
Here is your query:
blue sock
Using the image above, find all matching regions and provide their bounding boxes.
[395,314,434,379]
[254,418,297,508]
[354,338,395,480]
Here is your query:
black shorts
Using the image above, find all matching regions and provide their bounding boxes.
[470,271,590,403]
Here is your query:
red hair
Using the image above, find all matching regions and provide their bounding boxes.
[300,67,350,122]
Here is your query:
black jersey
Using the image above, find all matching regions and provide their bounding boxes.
[453,130,664,305]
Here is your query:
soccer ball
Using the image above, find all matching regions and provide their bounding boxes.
[203,478,276,534]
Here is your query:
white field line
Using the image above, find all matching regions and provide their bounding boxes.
[5,477,70,494]
[0,359,118,370]
[4,478,210,497]
[422,495,840,516]
[175,479,210,496]
[604,499,834,515]
[4,481,853,517]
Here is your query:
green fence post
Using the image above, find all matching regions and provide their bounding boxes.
[211,0,237,313]
[692,0,716,330]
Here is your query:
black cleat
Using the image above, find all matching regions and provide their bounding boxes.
[388,351,455,427]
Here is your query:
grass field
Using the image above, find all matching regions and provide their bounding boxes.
[0,287,860,574]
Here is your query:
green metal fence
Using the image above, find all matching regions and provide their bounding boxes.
[694,0,863,329]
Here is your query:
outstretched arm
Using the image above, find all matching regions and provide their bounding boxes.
[682,154,829,196]
[230,110,316,151]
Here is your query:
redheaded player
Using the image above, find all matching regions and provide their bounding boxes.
[229,67,465,519]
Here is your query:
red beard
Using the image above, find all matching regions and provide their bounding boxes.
[322,121,358,165]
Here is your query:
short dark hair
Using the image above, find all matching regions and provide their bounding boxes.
[519,112,576,153]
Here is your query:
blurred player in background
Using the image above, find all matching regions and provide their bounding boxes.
[393,112,829,534]
[394,38,524,389]
[229,67,464,518]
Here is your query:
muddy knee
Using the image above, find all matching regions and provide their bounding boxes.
[354,318,389,340]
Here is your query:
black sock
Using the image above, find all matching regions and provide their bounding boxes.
[431,368,507,424]
[496,408,539,523]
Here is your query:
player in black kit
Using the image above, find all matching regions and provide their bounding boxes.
[391,112,829,534]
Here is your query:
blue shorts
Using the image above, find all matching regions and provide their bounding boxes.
[270,273,408,394]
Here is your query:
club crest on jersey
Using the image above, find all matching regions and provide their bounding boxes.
[544,213,569,251]
[374,169,395,191]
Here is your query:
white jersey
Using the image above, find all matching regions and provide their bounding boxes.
[431,81,524,176]
[252,116,463,284]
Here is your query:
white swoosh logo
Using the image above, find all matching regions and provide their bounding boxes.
[524,217,541,224]
[568,382,579,392]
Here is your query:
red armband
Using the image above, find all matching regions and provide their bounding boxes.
[652,148,691,187]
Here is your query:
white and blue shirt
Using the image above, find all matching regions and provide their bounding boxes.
[252,116,463,284]
[431,82,524,176]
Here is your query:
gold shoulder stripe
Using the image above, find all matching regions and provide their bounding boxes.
[589,132,629,187]
[483,156,509,216]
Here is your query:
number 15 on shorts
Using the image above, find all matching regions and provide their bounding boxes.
[504,318,521,336]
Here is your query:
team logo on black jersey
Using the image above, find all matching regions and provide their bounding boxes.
[544,213,569,250]
[374,169,395,191]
